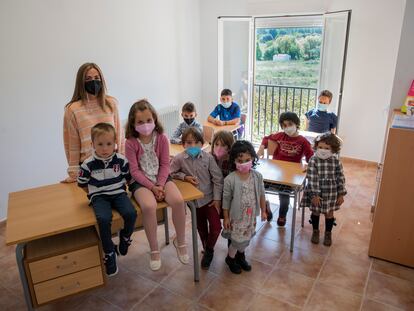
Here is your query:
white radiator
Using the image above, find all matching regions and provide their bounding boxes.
[158,106,180,138]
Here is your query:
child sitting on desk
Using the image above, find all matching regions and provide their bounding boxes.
[304,90,338,134]
[170,127,223,270]
[125,99,188,271]
[170,101,203,144]
[207,88,242,136]
[77,123,137,277]
[257,112,313,227]
[300,133,346,246]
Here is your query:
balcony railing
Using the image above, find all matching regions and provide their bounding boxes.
[252,84,318,143]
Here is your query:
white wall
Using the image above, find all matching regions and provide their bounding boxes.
[326,0,406,161]
[0,0,201,220]
[200,0,407,162]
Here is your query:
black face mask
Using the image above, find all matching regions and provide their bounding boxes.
[85,80,102,96]
[184,118,195,125]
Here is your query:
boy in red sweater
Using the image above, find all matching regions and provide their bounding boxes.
[257,112,313,226]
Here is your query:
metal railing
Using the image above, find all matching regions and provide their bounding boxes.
[252,84,318,142]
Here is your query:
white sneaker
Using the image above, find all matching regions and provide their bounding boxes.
[149,251,161,271]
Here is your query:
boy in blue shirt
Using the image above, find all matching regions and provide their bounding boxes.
[208,89,241,127]
[305,90,337,134]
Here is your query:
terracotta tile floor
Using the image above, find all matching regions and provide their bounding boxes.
[1,160,414,310]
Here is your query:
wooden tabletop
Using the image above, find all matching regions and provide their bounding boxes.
[6,180,203,246]
[169,142,210,158]
[203,121,241,133]
[256,159,306,188]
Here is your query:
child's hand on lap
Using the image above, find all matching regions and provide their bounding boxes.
[311,195,321,207]
[152,185,165,202]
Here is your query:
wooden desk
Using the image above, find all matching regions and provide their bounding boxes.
[203,121,241,134]
[256,159,307,252]
[169,142,210,158]
[6,180,203,309]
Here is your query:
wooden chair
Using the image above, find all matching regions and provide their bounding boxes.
[267,140,277,159]
[203,125,215,144]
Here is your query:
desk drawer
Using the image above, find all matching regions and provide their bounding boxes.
[29,246,101,283]
[34,266,104,305]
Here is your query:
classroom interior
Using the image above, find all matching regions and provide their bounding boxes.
[1,0,414,310]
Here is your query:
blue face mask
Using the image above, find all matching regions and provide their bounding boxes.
[317,102,329,111]
[186,146,201,158]
[221,102,232,109]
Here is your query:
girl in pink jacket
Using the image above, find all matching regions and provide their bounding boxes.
[125,99,188,271]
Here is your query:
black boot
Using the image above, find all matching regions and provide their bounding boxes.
[201,248,214,270]
[225,255,242,274]
[235,251,251,271]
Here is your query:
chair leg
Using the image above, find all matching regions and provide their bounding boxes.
[163,208,169,245]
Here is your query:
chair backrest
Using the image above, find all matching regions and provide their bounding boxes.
[240,113,247,125]
[267,140,277,159]
[203,125,215,144]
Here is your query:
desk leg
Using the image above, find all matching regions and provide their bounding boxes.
[190,205,200,282]
[16,243,34,311]
[163,208,170,245]
[301,202,305,228]
[290,190,298,252]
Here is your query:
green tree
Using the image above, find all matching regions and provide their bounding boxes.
[299,35,322,60]
[256,42,262,61]
[274,35,301,60]
[263,46,276,61]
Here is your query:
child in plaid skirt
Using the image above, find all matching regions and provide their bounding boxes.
[300,133,347,246]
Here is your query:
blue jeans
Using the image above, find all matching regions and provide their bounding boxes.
[91,192,137,254]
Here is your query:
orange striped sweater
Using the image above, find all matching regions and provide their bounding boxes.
[63,97,125,179]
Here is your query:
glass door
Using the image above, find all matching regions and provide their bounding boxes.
[319,10,351,130]
[218,17,254,139]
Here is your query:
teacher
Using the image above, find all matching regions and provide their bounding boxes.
[62,63,124,183]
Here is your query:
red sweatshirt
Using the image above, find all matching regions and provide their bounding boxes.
[261,132,313,163]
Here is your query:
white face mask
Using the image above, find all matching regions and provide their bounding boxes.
[221,102,232,109]
[316,148,333,159]
[283,126,297,136]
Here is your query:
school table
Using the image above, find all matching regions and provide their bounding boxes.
[203,121,241,134]
[255,159,307,252]
[169,142,210,158]
[6,180,203,310]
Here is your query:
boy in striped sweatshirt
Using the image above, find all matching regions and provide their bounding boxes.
[78,123,137,276]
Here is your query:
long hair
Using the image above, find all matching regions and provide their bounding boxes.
[228,140,259,172]
[211,130,234,155]
[66,62,113,112]
[125,99,164,138]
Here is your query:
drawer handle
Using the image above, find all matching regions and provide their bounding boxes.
[60,281,80,292]
[56,261,77,270]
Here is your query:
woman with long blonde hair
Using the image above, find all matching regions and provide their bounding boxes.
[62,63,124,182]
